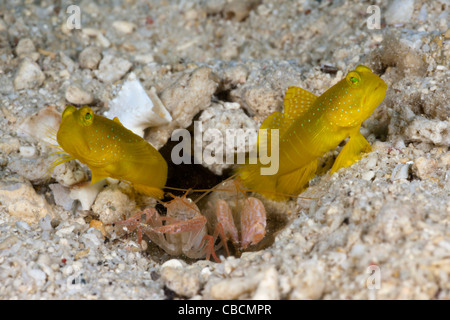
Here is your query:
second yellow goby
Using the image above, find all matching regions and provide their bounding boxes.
[239,65,387,200]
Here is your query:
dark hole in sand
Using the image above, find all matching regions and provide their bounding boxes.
[140,117,290,264]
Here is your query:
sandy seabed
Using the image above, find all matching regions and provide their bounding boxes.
[0,0,448,299]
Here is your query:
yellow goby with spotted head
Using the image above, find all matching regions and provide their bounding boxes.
[55,105,167,199]
[239,65,387,200]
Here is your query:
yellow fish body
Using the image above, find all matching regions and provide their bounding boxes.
[55,105,167,199]
[239,65,387,200]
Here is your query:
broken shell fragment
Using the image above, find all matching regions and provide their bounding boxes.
[105,75,172,137]
[69,180,108,211]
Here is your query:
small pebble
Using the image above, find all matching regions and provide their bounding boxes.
[78,46,102,70]
[89,220,107,237]
[65,85,94,105]
[14,58,45,90]
[391,162,412,181]
[252,267,279,300]
[209,275,261,300]
[75,249,90,260]
[365,156,378,169]
[94,55,132,83]
[91,184,135,224]
[362,171,375,181]
[19,146,36,158]
[62,265,74,277]
[59,52,76,72]
[349,243,366,257]
[0,235,20,250]
[134,53,154,64]
[0,179,54,224]
[112,21,136,34]
[223,0,258,22]
[161,259,184,270]
[161,266,201,298]
[413,157,438,179]
[39,215,53,231]
[81,229,103,249]
[28,268,46,285]
[15,38,39,61]
[200,267,211,280]
[82,28,111,48]
[49,184,73,211]
[56,225,75,237]
[15,220,31,231]
[72,261,83,272]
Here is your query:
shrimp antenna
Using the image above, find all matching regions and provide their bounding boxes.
[163,173,239,203]
[163,172,318,202]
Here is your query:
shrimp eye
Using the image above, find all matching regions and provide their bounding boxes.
[79,106,94,126]
[346,71,361,88]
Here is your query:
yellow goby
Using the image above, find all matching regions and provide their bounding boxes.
[239,65,387,200]
[55,105,167,199]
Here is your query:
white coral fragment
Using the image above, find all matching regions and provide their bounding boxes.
[16,105,61,145]
[69,180,107,211]
[105,76,172,137]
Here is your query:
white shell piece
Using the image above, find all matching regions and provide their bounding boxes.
[69,180,107,211]
[105,75,172,137]
[16,105,61,145]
